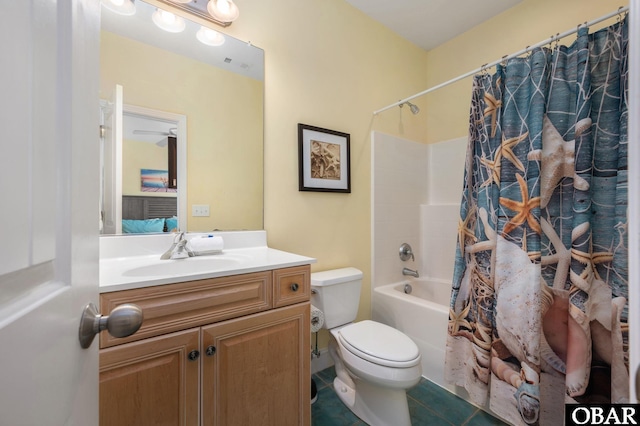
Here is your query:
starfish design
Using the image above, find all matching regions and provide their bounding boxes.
[457,205,477,254]
[449,302,472,335]
[484,92,502,138]
[527,115,591,208]
[499,173,541,235]
[570,223,614,291]
[480,132,528,188]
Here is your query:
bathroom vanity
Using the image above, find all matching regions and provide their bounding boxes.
[98,232,314,426]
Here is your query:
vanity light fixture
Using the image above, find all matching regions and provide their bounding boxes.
[153,0,239,28]
[196,26,226,46]
[207,0,239,23]
[152,8,186,33]
[101,0,136,16]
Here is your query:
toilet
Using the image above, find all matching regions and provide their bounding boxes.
[311,267,422,426]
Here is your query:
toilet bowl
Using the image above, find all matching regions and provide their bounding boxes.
[311,268,422,426]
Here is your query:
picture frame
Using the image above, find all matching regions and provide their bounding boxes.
[298,123,351,193]
[140,168,177,193]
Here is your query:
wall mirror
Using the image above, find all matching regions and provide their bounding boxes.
[99,0,264,235]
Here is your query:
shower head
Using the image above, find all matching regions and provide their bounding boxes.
[399,101,420,115]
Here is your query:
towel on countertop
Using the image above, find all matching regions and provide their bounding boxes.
[188,235,224,255]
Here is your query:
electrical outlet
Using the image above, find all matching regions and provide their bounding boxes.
[192,204,210,217]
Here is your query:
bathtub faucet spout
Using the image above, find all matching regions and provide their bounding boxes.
[402,267,419,278]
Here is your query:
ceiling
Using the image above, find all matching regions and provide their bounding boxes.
[344,0,523,51]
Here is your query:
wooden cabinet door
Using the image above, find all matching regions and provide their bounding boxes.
[202,304,310,426]
[99,328,200,426]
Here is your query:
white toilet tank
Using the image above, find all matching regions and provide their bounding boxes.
[311,267,363,329]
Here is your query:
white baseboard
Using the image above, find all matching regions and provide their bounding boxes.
[311,348,334,374]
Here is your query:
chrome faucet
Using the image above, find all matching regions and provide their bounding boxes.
[160,232,194,260]
[402,267,419,278]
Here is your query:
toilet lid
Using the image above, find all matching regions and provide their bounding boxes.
[338,320,420,368]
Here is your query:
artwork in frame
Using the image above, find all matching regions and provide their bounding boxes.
[298,123,351,193]
[140,168,177,193]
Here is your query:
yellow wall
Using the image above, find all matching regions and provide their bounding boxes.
[122,138,177,197]
[215,0,431,340]
[130,0,627,351]
[100,31,264,230]
[425,0,628,142]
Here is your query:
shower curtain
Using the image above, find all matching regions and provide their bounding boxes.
[445,17,629,426]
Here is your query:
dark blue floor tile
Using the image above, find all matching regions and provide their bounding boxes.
[407,396,454,426]
[465,408,509,426]
[311,385,361,426]
[311,367,506,426]
[314,366,337,386]
[407,379,477,425]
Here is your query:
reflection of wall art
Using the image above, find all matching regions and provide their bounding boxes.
[298,123,351,193]
[140,169,177,193]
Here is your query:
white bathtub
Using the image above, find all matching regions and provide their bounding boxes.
[372,278,452,390]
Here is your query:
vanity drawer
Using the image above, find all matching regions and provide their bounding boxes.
[100,271,272,348]
[272,265,310,308]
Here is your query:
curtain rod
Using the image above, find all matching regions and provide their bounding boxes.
[373,6,629,115]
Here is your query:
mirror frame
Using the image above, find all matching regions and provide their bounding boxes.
[117,104,188,234]
[125,104,187,233]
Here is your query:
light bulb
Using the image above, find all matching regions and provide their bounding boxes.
[102,0,135,16]
[207,0,239,22]
[152,8,186,33]
[218,0,231,14]
[196,26,226,46]
[161,10,176,24]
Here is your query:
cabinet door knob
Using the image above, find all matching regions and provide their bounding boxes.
[188,350,200,361]
[206,345,216,356]
[290,283,299,292]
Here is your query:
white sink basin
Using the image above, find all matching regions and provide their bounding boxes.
[99,233,316,292]
[122,254,253,277]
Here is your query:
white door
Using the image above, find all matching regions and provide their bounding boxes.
[101,85,124,235]
[0,0,101,424]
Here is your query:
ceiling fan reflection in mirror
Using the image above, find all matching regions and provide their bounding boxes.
[133,128,178,146]
[133,128,177,136]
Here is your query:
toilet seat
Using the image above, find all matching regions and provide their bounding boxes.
[337,320,420,368]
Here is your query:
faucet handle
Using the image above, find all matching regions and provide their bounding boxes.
[399,243,414,261]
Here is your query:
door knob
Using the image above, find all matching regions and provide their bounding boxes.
[79,302,143,349]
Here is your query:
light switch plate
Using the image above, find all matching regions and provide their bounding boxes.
[192,204,210,217]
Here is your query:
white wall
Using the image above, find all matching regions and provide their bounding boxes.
[372,133,467,288]
[421,137,467,280]
[371,131,429,288]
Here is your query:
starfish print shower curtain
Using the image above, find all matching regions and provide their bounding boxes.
[445,18,629,426]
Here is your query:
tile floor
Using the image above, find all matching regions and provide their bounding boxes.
[311,367,509,426]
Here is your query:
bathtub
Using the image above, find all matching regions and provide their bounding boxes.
[372,278,452,390]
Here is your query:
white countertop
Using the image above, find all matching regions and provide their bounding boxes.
[99,231,316,293]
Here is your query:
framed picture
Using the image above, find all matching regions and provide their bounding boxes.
[140,168,177,193]
[298,123,351,193]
